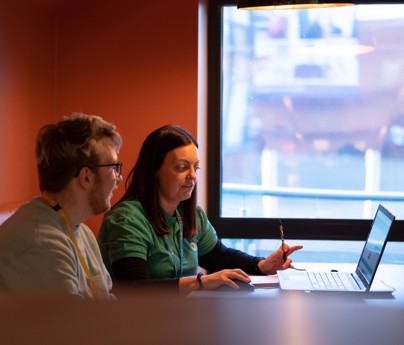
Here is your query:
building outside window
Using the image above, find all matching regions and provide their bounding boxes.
[206,1,404,263]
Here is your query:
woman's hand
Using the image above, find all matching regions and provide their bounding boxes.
[179,268,251,295]
[201,268,251,290]
[258,243,303,275]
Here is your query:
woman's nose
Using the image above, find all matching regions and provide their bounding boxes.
[188,168,197,180]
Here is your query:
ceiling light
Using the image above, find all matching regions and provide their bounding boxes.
[237,0,354,10]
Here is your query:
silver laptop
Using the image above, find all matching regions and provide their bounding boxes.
[278,204,395,293]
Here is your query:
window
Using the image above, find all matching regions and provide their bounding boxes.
[207,1,404,242]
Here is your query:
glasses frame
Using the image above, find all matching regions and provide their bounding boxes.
[89,161,123,178]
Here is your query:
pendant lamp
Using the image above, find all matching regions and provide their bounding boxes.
[237,0,354,10]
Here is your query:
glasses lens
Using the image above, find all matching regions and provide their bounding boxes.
[115,162,122,177]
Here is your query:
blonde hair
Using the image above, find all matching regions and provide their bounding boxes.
[35,112,122,193]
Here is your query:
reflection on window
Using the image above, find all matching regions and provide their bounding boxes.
[221,5,404,220]
[221,239,404,264]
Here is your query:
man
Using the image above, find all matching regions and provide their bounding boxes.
[0,113,122,299]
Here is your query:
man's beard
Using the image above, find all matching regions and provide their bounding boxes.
[88,174,111,215]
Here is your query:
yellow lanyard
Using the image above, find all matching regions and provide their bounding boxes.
[41,195,99,298]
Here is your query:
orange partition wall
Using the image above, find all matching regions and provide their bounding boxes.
[0,1,56,212]
[0,0,199,234]
[55,0,199,233]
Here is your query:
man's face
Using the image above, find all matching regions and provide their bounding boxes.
[88,138,122,215]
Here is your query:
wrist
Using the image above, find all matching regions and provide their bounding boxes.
[256,258,266,275]
[196,272,204,290]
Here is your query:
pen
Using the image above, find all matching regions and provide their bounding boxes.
[279,219,287,263]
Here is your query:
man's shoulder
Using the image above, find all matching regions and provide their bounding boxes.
[0,199,45,233]
[0,199,73,264]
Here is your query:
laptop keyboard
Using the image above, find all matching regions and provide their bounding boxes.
[308,271,350,290]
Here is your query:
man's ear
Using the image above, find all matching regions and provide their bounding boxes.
[76,167,94,189]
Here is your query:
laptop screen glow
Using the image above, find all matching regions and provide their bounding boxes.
[357,207,394,285]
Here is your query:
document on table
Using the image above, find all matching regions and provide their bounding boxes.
[250,275,279,288]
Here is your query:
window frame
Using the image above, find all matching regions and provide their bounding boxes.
[206,0,404,242]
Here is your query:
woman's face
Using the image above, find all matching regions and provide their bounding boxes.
[157,143,199,214]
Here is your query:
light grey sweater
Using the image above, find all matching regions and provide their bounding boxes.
[0,197,113,299]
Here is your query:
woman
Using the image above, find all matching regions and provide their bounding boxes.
[98,125,302,295]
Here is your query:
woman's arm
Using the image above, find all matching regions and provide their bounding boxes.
[198,240,265,275]
[112,257,179,291]
[112,256,252,295]
[199,239,303,275]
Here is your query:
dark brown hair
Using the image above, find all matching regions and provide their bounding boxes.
[118,125,198,238]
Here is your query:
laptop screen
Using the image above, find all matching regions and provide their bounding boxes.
[356,205,395,287]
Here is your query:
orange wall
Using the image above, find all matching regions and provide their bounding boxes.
[0,1,55,209]
[0,0,199,233]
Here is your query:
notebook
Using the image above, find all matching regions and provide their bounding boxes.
[277,204,395,293]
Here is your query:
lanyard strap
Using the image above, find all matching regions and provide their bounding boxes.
[176,209,184,277]
[40,195,99,298]
[164,209,184,277]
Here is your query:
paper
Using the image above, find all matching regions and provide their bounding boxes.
[250,275,279,288]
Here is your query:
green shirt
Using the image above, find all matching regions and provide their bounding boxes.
[98,200,218,279]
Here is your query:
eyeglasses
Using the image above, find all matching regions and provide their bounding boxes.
[89,161,123,178]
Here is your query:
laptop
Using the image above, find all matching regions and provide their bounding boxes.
[277,204,395,293]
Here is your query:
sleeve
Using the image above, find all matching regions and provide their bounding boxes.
[195,207,265,275]
[99,202,154,266]
[194,206,219,256]
[79,225,115,299]
[99,202,180,292]
[111,257,179,292]
[198,239,265,275]
[8,227,88,297]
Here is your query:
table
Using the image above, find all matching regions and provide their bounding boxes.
[189,263,404,344]
[0,264,403,345]
[250,263,404,307]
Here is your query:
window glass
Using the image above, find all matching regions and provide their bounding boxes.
[221,239,404,264]
[221,5,404,220]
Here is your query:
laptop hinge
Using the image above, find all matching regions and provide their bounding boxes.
[352,273,366,291]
